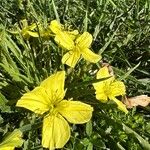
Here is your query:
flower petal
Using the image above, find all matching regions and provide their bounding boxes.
[96,67,114,86]
[81,48,101,63]
[93,82,108,102]
[62,50,80,68]
[16,86,50,114]
[109,81,126,97]
[21,23,37,37]
[27,31,39,37]
[97,66,110,79]
[54,31,75,50]
[42,114,70,149]
[0,147,13,150]
[111,97,128,114]
[0,129,23,149]
[28,23,37,30]
[67,30,79,40]
[41,71,65,104]
[57,100,93,124]
[49,20,62,34]
[49,20,76,50]
[76,32,92,48]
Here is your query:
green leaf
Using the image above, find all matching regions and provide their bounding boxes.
[0,93,11,112]
[98,25,119,54]
[87,142,93,150]
[86,120,92,137]
[119,62,141,80]
[146,123,150,133]
[0,115,3,124]
[117,142,126,150]
[81,138,90,146]
[123,123,150,150]
[71,76,111,88]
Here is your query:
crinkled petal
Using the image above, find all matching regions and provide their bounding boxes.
[76,32,92,49]
[81,48,101,63]
[109,81,126,97]
[57,100,93,124]
[93,82,108,102]
[16,86,50,114]
[62,50,80,68]
[54,31,75,50]
[42,114,70,149]
[41,71,65,104]
[0,129,23,149]
[111,97,128,114]
[49,20,62,34]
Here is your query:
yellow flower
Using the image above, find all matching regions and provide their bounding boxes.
[16,71,93,150]
[0,129,23,150]
[50,20,101,68]
[93,66,128,113]
[19,19,51,39]
[20,19,39,39]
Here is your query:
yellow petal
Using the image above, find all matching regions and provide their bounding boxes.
[28,23,37,30]
[76,32,92,49]
[27,31,39,37]
[111,97,128,114]
[16,86,50,114]
[109,81,126,97]
[55,31,75,50]
[41,71,65,104]
[96,66,110,79]
[49,20,62,34]
[81,48,101,63]
[21,23,37,36]
[42,114,70,149]
[49,20,76,50]
[93,82,108,102]
[57,100,93,124]
[21,29,28,37]
[96,67,114,87]
[67,30,79,40]
[0,129,23,150]
[62,50,80,68]
[0,147,14,150]
[20,19,28,28]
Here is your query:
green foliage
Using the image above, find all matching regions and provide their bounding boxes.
[0,0,150,149]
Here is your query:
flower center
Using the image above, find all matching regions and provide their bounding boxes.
[103,82,111,97]
[48,105,58,116]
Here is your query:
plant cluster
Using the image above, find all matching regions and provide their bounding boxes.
[0,0,150,150]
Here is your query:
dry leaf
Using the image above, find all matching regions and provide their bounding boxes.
[123,95,150,108]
